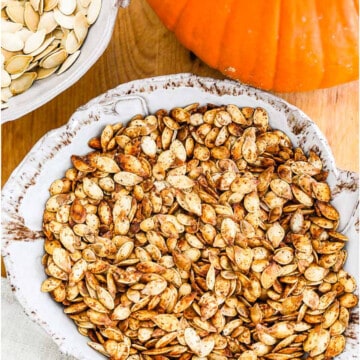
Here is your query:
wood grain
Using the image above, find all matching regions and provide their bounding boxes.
[1,0,358,276]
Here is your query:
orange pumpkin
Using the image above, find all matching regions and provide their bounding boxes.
[146,0,359,92]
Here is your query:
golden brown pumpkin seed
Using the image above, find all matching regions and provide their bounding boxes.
[41,276,62,292]
[291,161,320,176]
[304,264,329,282]
[39,103,357,360]
[52,247,71,273]
[270,179,293,200]
[325,334,345,357]
[273,247,294,265]
[312,182,331,202]
[302,288,320,310]
[167,175,194,189]
[316,201,339,220]
[261,262,282,289]
[113,172,143,186]
[153,314,179,332]
[339,293,359,308]
[291,185,313,207]
[111,304,131,321]
[184,327,212,357]
[266,222,285,248]
[268,322,294,339]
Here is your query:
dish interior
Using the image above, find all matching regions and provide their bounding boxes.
[2,74,358,359]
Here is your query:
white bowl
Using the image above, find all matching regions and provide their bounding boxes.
[2,74,359,359]
[1,0,130,124]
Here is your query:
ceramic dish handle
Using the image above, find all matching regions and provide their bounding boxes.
[114,95,150,117]
[93,93,150,119]
[114,0,131,8]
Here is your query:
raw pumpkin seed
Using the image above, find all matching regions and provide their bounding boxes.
[10,71,37,94]
[41,48,67,68]
[24,2,40,32]
[1,32,24,51]
[1,70,11,88]
[1,0,102,108]
[5,54,33,74]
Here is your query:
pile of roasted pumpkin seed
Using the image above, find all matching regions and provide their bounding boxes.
[1,0,102,109]
[41,103,358,360]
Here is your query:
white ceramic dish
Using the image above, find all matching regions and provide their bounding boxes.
[1,0,130,124]
[2,73,359,359]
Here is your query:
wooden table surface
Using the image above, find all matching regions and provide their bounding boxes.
[1,0,358,276]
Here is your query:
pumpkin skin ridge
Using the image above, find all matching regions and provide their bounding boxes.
[169,0,192,30]
[273,0,325,92]
[214,0,239,74]
[219,0,282,91]
[312,0,328,89]
[317,0,359,89]
[146,0,359,92]
[174,0,234,70]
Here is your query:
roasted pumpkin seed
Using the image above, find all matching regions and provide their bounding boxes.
[41,104,358,359]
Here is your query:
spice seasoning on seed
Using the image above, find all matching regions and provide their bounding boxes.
[41,103,358,359]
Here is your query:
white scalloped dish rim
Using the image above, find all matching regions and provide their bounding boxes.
[2,74,359,359]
